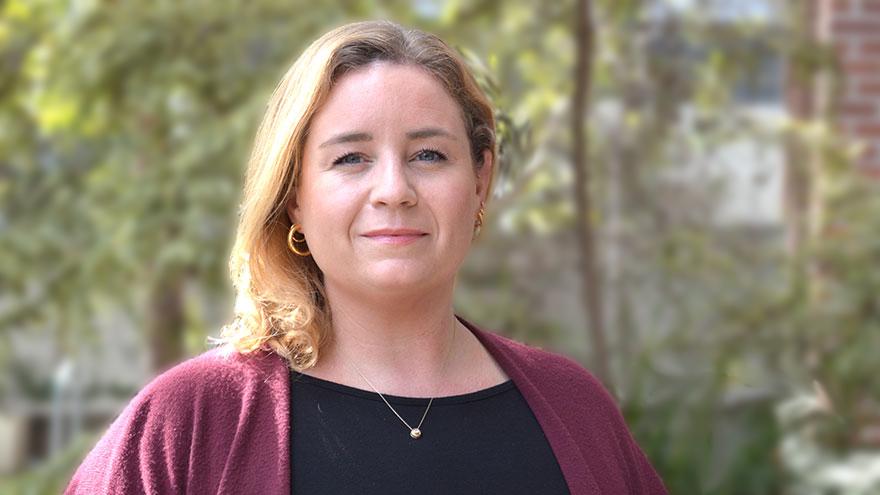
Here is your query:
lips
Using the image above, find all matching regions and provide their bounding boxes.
[362,228,428,246]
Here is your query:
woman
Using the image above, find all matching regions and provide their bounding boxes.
[66,20,666,494]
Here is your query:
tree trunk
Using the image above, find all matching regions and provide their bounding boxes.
[147,273,185,373]
[784,0,831,304]
[573,0,613,391]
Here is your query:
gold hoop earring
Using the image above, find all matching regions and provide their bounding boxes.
[473,201,485,238]
[287,224,310,256]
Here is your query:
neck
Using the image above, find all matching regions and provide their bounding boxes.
[310,278,465,397]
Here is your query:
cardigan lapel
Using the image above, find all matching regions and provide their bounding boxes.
[459,317,601,495]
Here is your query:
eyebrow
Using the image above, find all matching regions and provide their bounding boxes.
[406,127,456,141]
[319,132,372,148]
[317,127,456,148]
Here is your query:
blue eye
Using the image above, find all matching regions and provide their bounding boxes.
[414,149,447,162]
[332,153,365,166]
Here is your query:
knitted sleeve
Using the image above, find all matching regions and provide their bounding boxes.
[64,349,290,495]
[541,351,668,494]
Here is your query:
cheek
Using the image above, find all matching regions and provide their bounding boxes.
[434,179,478,235]
[303,198,355,239]
[298,174,358,232]
[299,191,358,272]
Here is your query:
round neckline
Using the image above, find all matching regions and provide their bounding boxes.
[291,371,515,406]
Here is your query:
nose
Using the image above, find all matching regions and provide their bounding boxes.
[369,156,417,208]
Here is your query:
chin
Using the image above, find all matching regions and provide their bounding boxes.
[363,262,448,292]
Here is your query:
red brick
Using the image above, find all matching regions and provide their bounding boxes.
[858,80,880,95]
[834,0,852,12]
[840,99,878,116]
[854,123,880,137]
[858,143,878,161]
[863,41,880,55]
[861,165,880,180]
[857,153,880,176]
[834,19,880,36]
[844,60,880,75]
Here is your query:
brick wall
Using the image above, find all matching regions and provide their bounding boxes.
[828,0,880,175]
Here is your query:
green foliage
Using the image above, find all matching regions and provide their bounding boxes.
[0,0,347,350]
[0,431,97,495]
[2,0,877,493]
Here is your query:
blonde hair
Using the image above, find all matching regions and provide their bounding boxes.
[219,20,497,371]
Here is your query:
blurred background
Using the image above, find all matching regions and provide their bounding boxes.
[1,0,879,493]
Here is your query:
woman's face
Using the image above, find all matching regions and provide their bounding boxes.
[290,62,492,298]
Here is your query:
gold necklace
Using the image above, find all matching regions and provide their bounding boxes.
[340,321,456,440]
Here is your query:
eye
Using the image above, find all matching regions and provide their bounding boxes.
[413,148,447,162]
[332,152,367,166]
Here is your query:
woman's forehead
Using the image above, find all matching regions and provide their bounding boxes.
[308,63,467,141]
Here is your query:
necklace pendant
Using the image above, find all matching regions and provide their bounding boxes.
[410,428,422,439]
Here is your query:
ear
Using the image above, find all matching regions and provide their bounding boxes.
[475,149,494,203]
[286,197,301,229]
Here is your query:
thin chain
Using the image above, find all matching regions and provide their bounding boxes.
[347,365,435,432]
[340,319,456,437]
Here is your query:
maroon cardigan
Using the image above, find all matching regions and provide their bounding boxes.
[66,318,666,494]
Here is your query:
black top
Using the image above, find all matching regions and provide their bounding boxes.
[290,371,571,494]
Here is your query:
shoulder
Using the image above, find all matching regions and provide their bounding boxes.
[476,327,615,408]
[110,346,290,443]
[472,324,628,440]
[136,347,287,406]
[474,325,668,493]
[487,330,591,376]
[65,348,289,494]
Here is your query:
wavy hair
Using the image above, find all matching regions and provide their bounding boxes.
[218,20,497,370]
